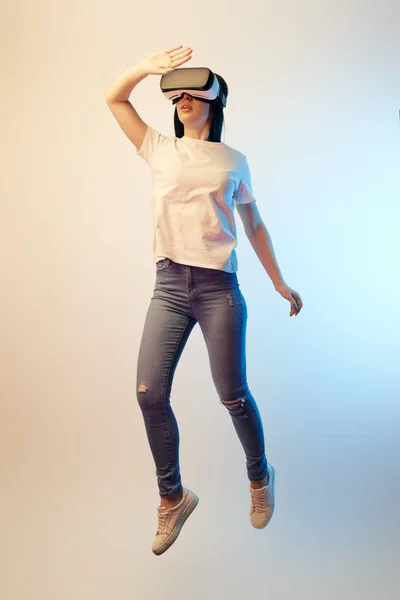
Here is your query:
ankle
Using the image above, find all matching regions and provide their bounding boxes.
[250,475,269,489]
[160,490,183,508]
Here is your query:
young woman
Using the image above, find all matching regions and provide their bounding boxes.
[105,45,303,556]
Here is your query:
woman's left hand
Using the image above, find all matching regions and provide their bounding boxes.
[275,282,303,317]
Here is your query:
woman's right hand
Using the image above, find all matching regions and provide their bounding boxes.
[139,45,192,76]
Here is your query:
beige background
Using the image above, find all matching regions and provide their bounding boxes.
[1,0,399,598]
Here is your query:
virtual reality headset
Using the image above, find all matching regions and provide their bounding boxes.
[160,67,227,107]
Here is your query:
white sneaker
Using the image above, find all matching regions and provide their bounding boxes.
[250,463,275,529]
[152,488,199,555]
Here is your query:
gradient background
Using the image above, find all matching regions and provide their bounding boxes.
[1,0,399,598]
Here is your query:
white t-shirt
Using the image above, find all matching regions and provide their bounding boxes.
[136,125,256,273]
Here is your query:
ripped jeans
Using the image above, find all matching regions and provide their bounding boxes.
[136,258,268,498]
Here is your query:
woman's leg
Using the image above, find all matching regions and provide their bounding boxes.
[136,294,196,503]
[195,279,269,485]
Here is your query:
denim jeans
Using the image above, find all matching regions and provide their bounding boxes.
[136,258,268,498]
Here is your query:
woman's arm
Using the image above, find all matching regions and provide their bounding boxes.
[105,64,149,103]
[236,202,284,289]
[236,202,303,316]
[105,64,150,152]
[104,46,192,152]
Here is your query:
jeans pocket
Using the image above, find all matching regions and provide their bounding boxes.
[156,258,172,271]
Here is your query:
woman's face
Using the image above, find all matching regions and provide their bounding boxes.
[176,93,212,128]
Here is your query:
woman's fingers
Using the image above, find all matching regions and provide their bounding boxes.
[165,44,183,53]
[171,51,192,69]
[173,55,192,68]
[297,296,303,311]
[161,46,192,70]
[169,46,192,59]
[290,293,302,316]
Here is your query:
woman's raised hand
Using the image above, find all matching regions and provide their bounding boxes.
[140,45,192,76]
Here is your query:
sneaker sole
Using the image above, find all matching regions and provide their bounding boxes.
[152,492,199,556]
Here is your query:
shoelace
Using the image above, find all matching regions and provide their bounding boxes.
[251,488,268,512]
[156,510,169,535]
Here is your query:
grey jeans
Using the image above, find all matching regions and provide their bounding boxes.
[136,258,268,498]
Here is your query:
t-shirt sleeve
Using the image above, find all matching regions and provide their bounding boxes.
[136,125,170,164]
[233,156,257,204]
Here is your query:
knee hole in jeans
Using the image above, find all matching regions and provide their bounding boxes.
[220,397,248,419]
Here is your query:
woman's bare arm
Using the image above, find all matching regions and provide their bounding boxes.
[104,47,192,151]
[105,64,149,151]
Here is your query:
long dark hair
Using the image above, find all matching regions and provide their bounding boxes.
[173,74,229,142]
